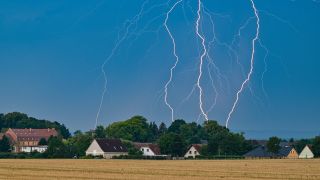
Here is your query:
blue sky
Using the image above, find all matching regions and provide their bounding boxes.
[0,0,319,139]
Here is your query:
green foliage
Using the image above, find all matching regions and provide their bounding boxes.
[0,136,11,152]
[158,132,186,157]
[168,119,186,134]
[38,138,47,146]
[313,136,320,157]
[294,139,312,153]
[158,122,167,136]
[0,112,70,139]
[66,131,93,157]
[44,136,73,158]
[267,136,281,154]
[106,116,153,142]
[94,125,106,138]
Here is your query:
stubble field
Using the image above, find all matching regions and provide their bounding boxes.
[0,159,319,180]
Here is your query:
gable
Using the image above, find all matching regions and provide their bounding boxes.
[86,140,104,154]
[299,146,314,158]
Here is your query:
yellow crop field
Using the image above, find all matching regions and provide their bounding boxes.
[0,159,319,180]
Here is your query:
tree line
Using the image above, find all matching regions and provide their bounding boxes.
[0,112,320,158]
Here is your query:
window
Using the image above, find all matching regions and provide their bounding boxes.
[189,151,192,154]
[147,149,149,152]
[194,151,197,154]
[142,148,144,151]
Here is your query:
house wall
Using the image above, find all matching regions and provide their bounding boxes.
[103,152,128,159]
[184,146,200,158]
[19,146,48,153]
[140,147,155,156]
[299,146,314,159]
[286,149,299,159]
[85,140,105,157]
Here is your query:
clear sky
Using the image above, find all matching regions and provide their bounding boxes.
[0,0,319,139]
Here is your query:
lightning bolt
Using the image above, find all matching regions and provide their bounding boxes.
[163,0,183,122]
[225,0,260,128]
[195,0,209,122]
[95,0,160,128]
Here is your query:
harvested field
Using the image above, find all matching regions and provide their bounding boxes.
[0,159,319,180]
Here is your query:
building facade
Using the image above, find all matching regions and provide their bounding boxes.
[184,144,203,158]
[5,128,58,153]
[86,139,128,159]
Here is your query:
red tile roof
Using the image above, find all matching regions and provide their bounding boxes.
[7,128,58,142]
[190,144,203,152]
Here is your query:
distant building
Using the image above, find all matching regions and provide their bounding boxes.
[86,139,128,159]
[278,146,299,159]
[5,128,58,153]
[244,146,298,159]
[184,144,203,158]
[299,145,314,159]
[133,143,162,156]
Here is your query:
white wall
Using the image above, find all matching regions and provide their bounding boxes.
[299,146,314,159]
[184,146,200,158]
[85,140,105,157]
[140,147,156,156]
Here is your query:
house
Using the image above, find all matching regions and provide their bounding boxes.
[278,146,299,159]
[5,128,58,153]
[299,145,314,159]
[86,139,128,159]
[133,143,162,156]
[184,144,203,158]
[244,146,298,159]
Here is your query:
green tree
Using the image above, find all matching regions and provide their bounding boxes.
[106,116,151,142]
[0,136,11,152]
[313,136,320,157]
[267,136,281,154]
[180,122,201,145]
[66,131,93,157]
[158,132,186,157]
[294,139,312,153]
[158,122,167,136]
[38,138,47,145]
[94,125,106,138]
[168,119,186,134]
[45,136,68,158]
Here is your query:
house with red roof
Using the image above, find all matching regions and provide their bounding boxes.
[5,128,58,153]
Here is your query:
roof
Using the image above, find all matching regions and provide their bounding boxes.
[278,146,295,156]
[95,139,128,153]
[134,143,161,155]
[5,128,58,144]
[188,144,203,152]
[8,128,58,141]
[244,146,275,158]
[244,145,296,158]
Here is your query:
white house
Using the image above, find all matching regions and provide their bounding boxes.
[299,145,314,159]
[86,139,128,159]
[184,144,203,158]
[133,143,162,156]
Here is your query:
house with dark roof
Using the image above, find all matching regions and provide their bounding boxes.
[86,139,128,159]
[184,144,203,158]
[244,145,298,159]
[133,143,162,156]
[5,128,58,153]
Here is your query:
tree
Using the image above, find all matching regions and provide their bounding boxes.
[0,112,71,139]
[180,122,201,145]
[313,136,320,157]
[148,122,159,142]
[267,136,281,154]
[94,125,106,138]
[168,119,186,134]
[158,122,167,136]
[158,132,186,157]
[38,138,47,145]
[0,136,11,152]
[106,116,151,142]
[66,131,93,157]
[294,139,312,153]
[45,136,68,158]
